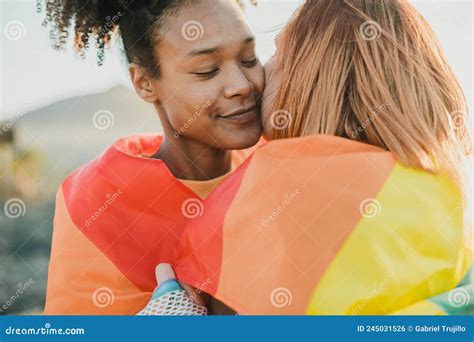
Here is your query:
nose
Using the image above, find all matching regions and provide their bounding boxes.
[223,65,253,99]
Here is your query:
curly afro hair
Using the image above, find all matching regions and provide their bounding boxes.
[38,0,255,77]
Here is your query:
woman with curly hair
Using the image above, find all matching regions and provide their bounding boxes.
[42,0,264,315]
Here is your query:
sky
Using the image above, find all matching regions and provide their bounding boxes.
[0,0,472,121]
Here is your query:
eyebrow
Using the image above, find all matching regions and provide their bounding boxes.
[186,36,255,58]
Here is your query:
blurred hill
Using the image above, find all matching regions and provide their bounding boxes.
[3,85,160,198]
[0,86,161,315]
[14,85,160,194]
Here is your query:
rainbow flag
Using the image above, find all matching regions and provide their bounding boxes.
[44,134,472,315]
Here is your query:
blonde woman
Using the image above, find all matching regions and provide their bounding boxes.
[157,0,472,315]
[262,0,470,183]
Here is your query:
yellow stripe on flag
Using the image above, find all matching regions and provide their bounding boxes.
[306,163,469,315]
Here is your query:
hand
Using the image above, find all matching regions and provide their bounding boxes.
[137,263,208,315]
[155,263,207,307]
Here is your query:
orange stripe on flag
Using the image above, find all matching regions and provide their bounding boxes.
[44,187,148,314]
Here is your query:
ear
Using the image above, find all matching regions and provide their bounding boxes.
[129,63,160,103]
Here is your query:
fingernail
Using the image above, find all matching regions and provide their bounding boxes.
[155,263,175,286]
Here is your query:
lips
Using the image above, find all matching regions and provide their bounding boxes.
[217,105,258,124]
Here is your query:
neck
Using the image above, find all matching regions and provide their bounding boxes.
[152,134,232,181]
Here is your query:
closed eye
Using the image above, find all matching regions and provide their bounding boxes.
[242,57,258,68]
[192,69,219,79]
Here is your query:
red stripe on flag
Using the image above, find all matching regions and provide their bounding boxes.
[174,155,254,296]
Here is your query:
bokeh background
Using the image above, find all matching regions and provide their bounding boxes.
[0,0,472,314]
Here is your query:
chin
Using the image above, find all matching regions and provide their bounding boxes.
[217,127,262,150]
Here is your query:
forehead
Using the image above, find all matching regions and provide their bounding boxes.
[158,0,254,57]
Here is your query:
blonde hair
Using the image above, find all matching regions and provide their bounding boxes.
[271,0,471,185]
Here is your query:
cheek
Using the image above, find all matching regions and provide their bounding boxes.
[245,64,265,95]
[165,89,217,131]
[261,60,281,138]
